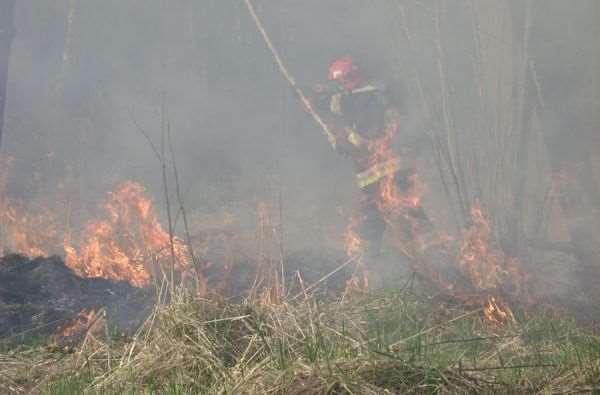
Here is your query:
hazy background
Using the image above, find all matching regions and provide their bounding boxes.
[1,1,599,301]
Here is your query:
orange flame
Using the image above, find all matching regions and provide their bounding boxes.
[378,172,421,211]
[60,309,101,338]
[65,181,191,287]
[367,119,424,229]
[1,157,194,288]
[54,309,105,345]
[343,215,363,258]
[366,117,428,258]
[483,296,515,325]
[458,202,525,324]
[459,203,515,291]
[342,215,371,290]
[1,156,63,257]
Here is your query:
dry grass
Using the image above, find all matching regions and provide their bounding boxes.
[1,283,599,394]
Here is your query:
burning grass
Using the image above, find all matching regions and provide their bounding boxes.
[1,285,599,394]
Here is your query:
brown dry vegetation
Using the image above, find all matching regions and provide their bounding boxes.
[1,284,599,394]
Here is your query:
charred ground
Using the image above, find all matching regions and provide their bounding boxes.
[0,254,150,342]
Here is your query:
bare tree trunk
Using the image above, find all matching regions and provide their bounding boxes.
[57,0,78,99]
[0,0,16,148]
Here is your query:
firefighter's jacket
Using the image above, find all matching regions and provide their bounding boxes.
[317,82,403,189]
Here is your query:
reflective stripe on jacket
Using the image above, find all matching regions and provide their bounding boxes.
[355,157,402,189]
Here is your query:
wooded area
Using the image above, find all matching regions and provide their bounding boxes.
[0,0,16,147]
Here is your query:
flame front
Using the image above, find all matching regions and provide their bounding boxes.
[458,202,525,294]
[66,181,191,287]
[459,204,505,290]
[458,202,525,324]
[1,159,192,288]
[483,296,515,326]
[343,215,363,258]
[53,309,107,347]
[1,156,62,257]
[368,118,429,259]
[57,309,102,340]
[342,215,371,292]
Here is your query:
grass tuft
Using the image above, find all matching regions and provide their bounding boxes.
[1,287,599,394]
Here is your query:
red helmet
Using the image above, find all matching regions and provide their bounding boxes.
[328,56,364,91]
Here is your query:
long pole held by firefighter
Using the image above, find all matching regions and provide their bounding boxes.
[243,0,337,148]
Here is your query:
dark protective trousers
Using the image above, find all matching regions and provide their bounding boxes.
[355,168,430,258]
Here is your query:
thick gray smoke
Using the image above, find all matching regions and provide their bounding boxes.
[1,1,599,305]
[3,0,414,252]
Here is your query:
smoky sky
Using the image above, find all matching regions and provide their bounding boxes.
[2,0,598,255]
[4,0,401,251]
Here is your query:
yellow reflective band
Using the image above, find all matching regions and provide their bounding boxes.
[356,157,402,189]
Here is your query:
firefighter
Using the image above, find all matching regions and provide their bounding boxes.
[309,56,431,287]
